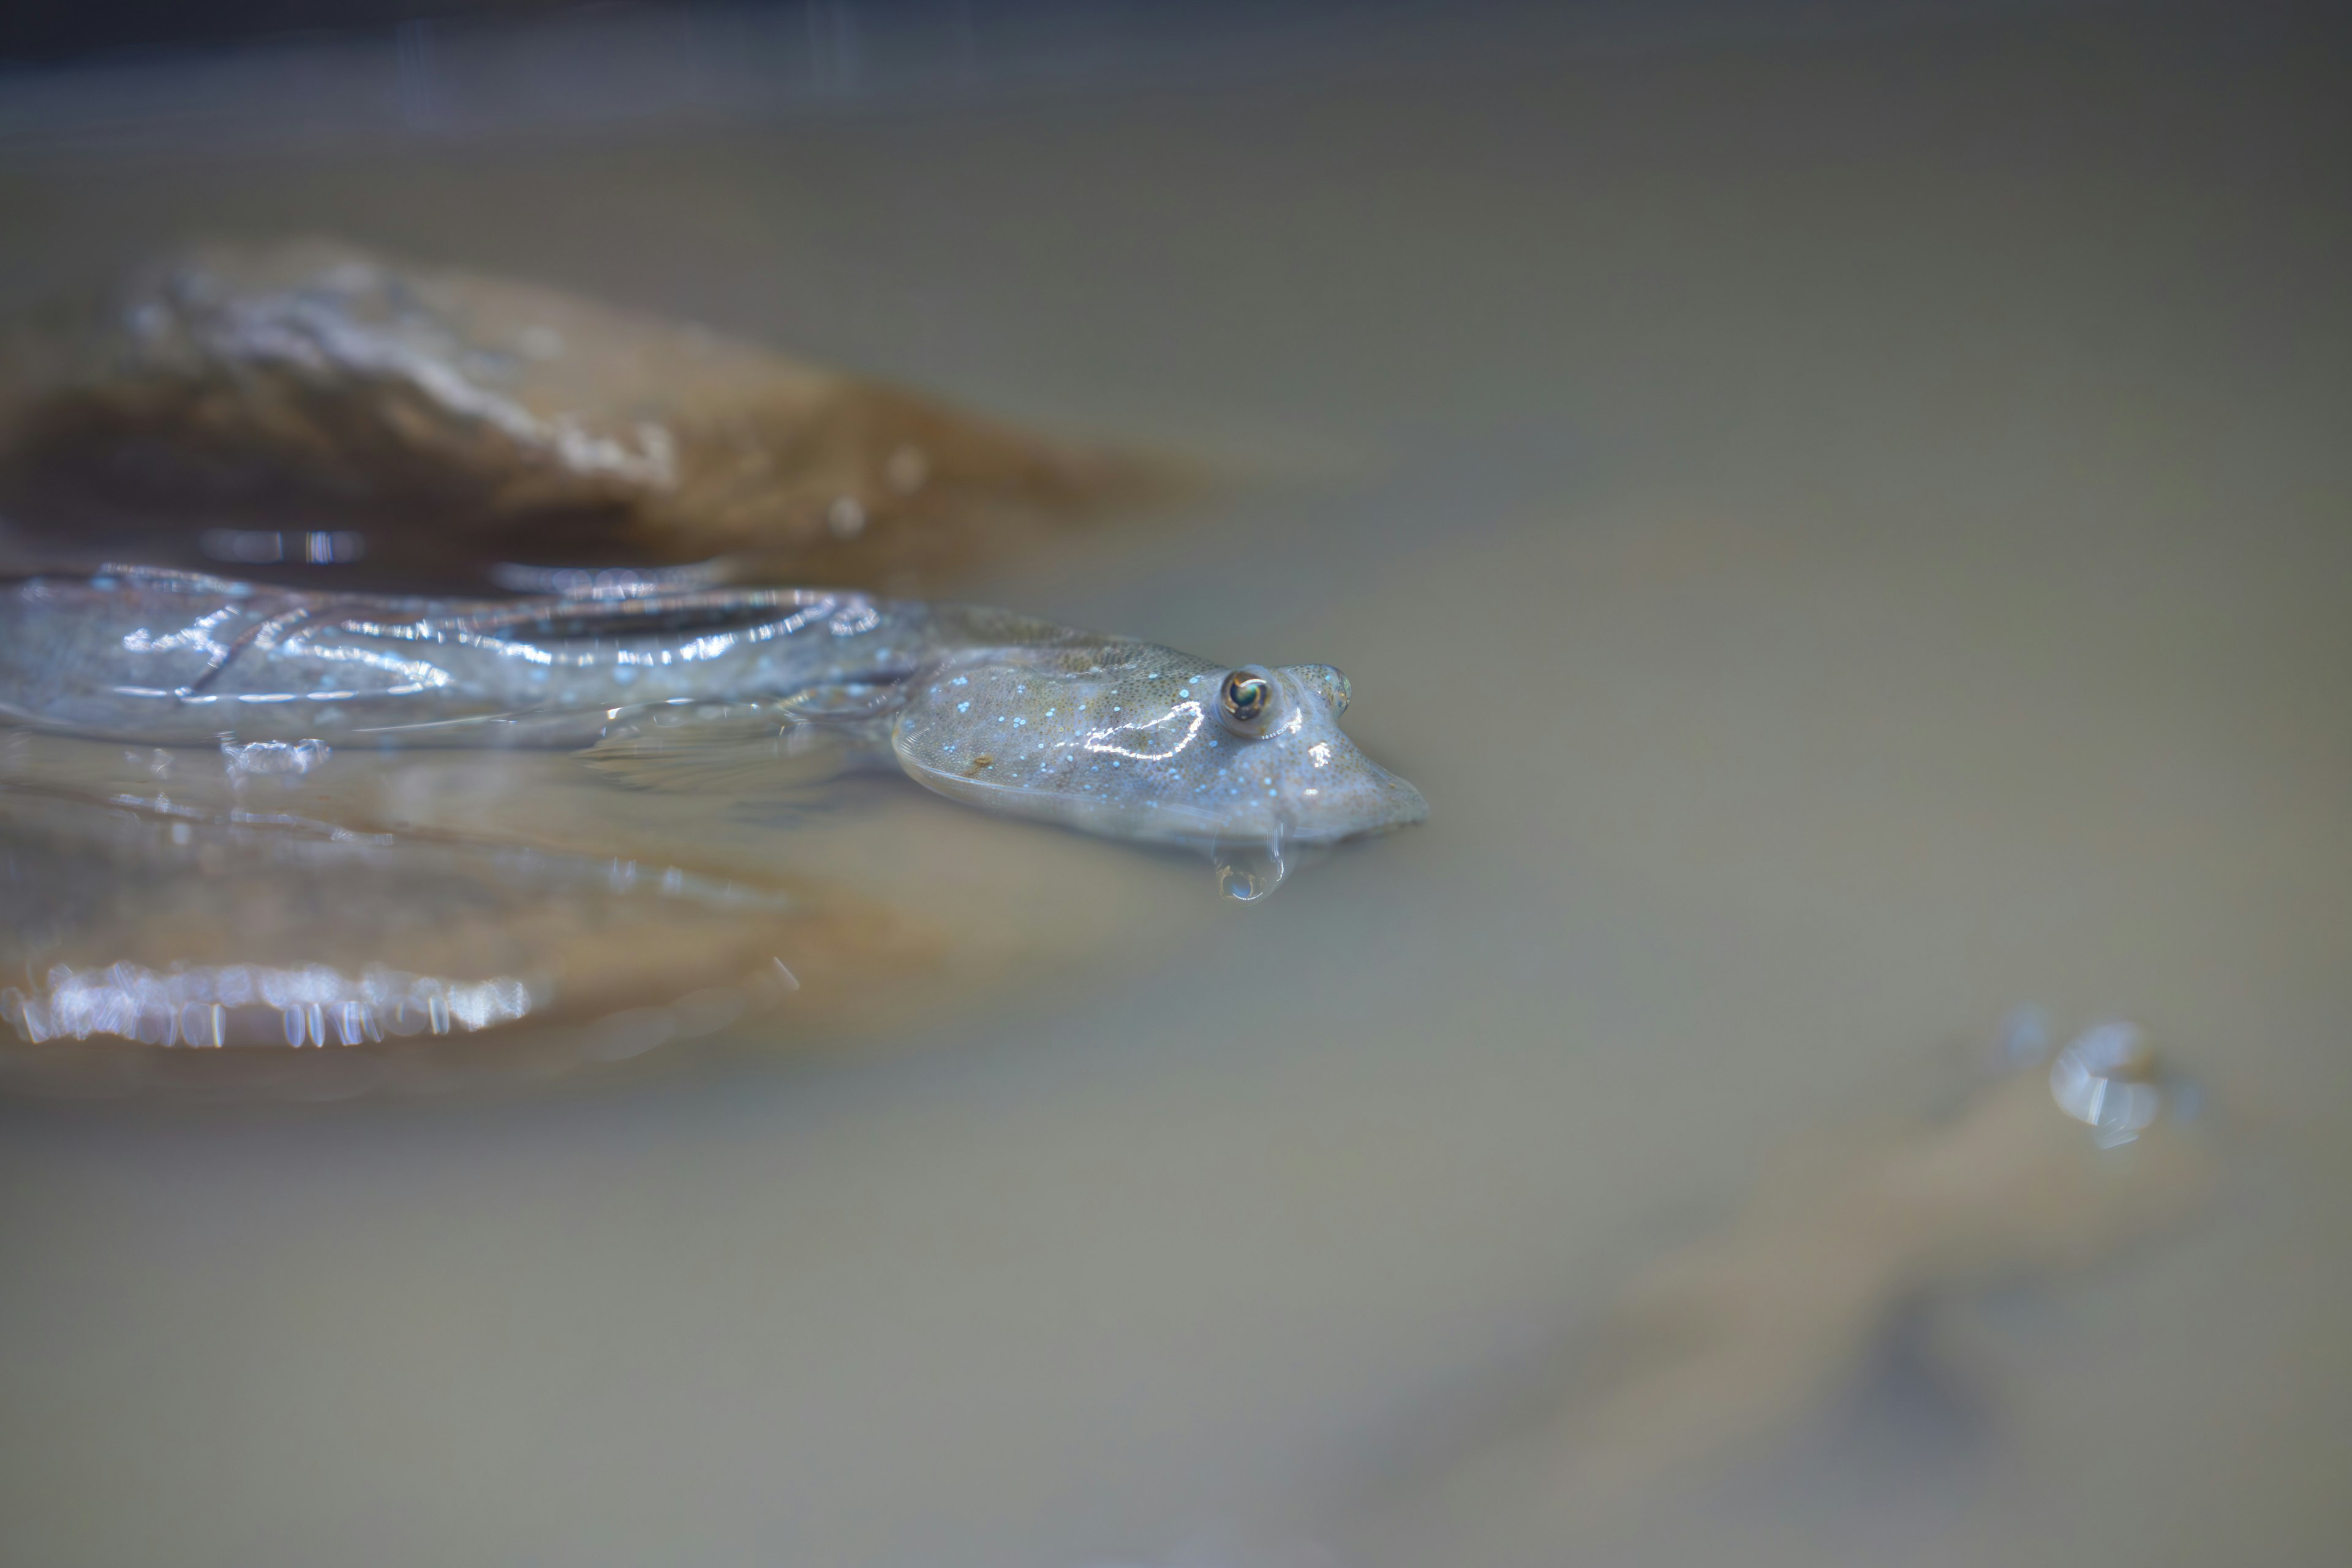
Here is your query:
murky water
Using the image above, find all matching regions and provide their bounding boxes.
[1,3,2348,1564]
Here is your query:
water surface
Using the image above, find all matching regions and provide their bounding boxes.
[1,3,2346,1564]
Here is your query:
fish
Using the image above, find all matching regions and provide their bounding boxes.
[0,567,1426,895]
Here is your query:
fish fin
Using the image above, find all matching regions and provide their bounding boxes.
[579,699,896,796]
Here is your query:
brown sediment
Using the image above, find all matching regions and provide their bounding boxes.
[0,238,1184,594]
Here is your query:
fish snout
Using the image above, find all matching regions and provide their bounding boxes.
[1350,766,1430,840]
[1289,753,1428,845]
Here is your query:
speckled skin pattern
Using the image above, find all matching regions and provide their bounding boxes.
[0,568,1427,851]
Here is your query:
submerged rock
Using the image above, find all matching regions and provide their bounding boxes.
[0,239,1159,591]
[0,717,1211,1100]
[0,785,939,1099]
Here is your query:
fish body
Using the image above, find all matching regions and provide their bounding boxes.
[0,568,1426,862]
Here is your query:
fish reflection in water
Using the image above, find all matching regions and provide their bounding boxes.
[0,566,1427,896]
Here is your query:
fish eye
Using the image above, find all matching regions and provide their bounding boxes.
[1218,668,1276,737]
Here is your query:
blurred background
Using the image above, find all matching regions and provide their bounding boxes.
[0,2,2346,1565]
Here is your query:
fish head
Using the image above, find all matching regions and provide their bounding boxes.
[891,646,1427,856]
